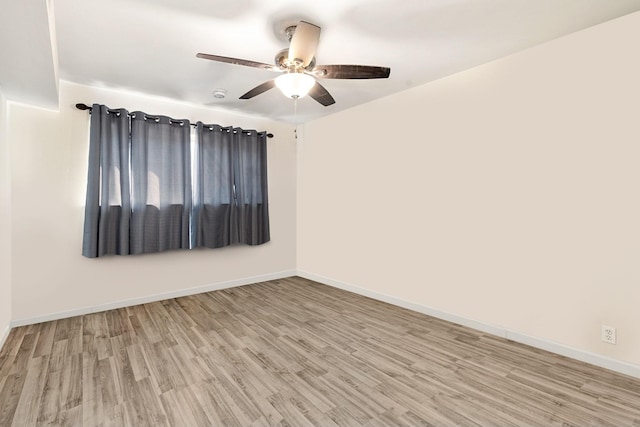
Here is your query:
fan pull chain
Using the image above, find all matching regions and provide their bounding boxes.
[294,97,298,140]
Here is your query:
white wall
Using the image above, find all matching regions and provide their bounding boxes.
[9,81,297,322]
[298,12,640,368]
[0,89,11,345]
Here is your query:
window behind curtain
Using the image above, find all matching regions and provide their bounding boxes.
[82,105,270,258]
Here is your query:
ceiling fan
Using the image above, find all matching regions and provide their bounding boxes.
[196,21,391,106]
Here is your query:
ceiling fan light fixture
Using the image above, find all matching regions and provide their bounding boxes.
[275,73,316,99]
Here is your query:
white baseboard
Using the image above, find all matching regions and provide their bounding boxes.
[297,270,640,380]
[0,323,10,353]
[10,270,296,328]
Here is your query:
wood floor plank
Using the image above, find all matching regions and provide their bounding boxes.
[160,386,207,426]
[11,355,49,427]
[0,373,27,426]
[83,312,113,361]
[33,321,57,358]
[81,353,104,427]
[1,276,640,426]
[132,377,169,427]
[190,381,245,427]
[9,333,37,376]
[264,391,317,427]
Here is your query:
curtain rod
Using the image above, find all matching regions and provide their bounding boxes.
[75,103,274,138]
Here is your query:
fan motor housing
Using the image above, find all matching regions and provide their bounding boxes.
[275,48,316,71]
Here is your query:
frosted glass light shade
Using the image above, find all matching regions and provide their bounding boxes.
[275,73,316,99]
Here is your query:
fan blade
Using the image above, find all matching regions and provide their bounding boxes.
[288,21,321,67]
[313,65,390,79]
[308,81,335,106]
[239,80,276,99]
[197,53,280,72]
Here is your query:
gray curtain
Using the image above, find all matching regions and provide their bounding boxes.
[82,106,192,257]
[194,124,234,248]
[129,112,192,254]
[82,105,269,258]
[232,128,270,245]
[195,124,270,248]
[82,105,130,257]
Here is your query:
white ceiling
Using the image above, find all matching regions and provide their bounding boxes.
[3,0,640,123]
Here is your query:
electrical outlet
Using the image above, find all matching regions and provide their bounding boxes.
[602,325,616,344]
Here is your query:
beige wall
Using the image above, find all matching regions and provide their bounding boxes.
[0,90,11,339]
[9,81,296,321]
[298,12,640,367]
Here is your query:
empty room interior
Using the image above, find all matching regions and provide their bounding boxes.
[1,1,640,425]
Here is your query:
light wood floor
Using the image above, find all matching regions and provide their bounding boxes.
[1,277,639,426]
